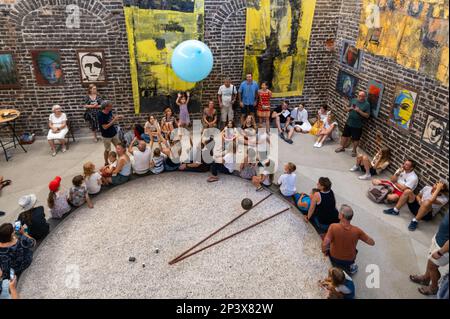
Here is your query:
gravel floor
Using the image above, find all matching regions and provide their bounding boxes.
[18,173,329,299]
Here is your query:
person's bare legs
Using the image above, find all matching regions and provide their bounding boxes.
[352,140,360,155]
[414,200,433,222]
[287,126,296,140]
[275,117,282,133]
[48,139,56,154]
[104,150,109,166]
[412,261,440,293]
[60,139,66,152]
[265,117,270,133]
[92,130,98,142]
[394,189,414,210]
[386,193,400,204]
[336,136,349,151]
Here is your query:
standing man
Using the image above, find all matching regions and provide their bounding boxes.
[218,78,237,128]
[98,100,123,166]
[322,204,375,275]
[335,91,370,157]
[238,73,259,125]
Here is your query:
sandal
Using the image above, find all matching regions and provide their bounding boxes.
[409,275,429,286]
[207,177,219,183]
[256,186,264,192]
[0,180,12,190]
[418,286,437,296]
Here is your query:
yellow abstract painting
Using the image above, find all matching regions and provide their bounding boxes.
[243,0,317,97]
[124,0,204,114]
[356,0,449,87]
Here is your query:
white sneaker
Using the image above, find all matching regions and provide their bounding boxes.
[51,151,57,157]
[62,146,67,153]
[317,143,323,148]
[349,165,359,172]
[313,142,319,148]
[358,174,372,180]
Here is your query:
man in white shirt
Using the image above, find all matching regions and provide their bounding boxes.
[128,137,151,175]
[218,79,237,128]
[372,159,418,204]
[384,180,449,231]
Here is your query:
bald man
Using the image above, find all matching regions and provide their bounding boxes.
[335,91,370,157]
[128,137,152,175]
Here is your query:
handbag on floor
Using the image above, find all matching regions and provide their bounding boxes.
[367,184,393,203]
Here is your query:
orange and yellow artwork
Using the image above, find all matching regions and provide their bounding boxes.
[356,0,449,87]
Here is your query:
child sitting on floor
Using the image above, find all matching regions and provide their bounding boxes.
[294,188,319,215]
[314,112,339,148]
[149,148,166,175]
[278,162,297,197]
[83,162,103,195]
[319,267,355,299]
[252,159,274,191]
[100,151,118,181]
[47,176,71,219]
[68,175,93,209]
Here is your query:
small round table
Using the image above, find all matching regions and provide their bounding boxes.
[0,109,27,161]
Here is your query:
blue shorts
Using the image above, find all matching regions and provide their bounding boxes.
[242,104,256,116]
[111,174,130,186]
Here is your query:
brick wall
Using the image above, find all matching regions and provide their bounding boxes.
[0,0,339,136]
[328,0,449,188]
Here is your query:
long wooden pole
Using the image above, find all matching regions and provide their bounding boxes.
[170,207,289,265]
[168,193,273,265]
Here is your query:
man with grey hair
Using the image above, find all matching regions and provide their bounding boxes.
[322,204,375,275]
[98,100,123,166]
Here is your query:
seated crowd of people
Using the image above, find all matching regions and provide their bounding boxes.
[0,77,448,300]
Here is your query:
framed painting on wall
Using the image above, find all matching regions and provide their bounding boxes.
[341,41,363,70]
[367,80,384,118]
[389,85,419,131]
[76,50,107,86]
[0,51,20,89]
[31,50,64,86]
[421,113,447,152]
[336,70,359,98]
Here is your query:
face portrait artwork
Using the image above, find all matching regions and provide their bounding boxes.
[422,114,447,151]
[77,51,106,84]
[389,85,418,131]
[31,50,64,86]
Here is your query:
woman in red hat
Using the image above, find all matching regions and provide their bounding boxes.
[47,177,71,219]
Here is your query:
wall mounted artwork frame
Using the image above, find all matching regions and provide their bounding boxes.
[341,41,363,71]
[421,113,447,152]
[336,70,359,98]
[31,50,65,86]
[389,84,419,132]
[0,51,20,89]
[367,80,384,118]
[76,49,107,86]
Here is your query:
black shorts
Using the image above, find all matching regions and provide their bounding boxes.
[242,104,256,116]
[360,166,377,176]
[342,124,363,141]
[407,200,433,221]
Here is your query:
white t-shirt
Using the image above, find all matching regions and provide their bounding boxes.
[420,186,449,216]
[85,172,102,195]
[278,173,297,196]
[223,152,235,173]
[132,148,151,174]
[291,108,308,124]
[218,85,237,107]
[397,170,419,191]
[49,113,67,128]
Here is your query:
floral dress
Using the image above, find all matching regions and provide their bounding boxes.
[83,95,103,131]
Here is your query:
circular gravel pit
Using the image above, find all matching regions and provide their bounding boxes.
[18,173,329,299]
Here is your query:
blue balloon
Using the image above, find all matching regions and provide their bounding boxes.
[171,40,213,83]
